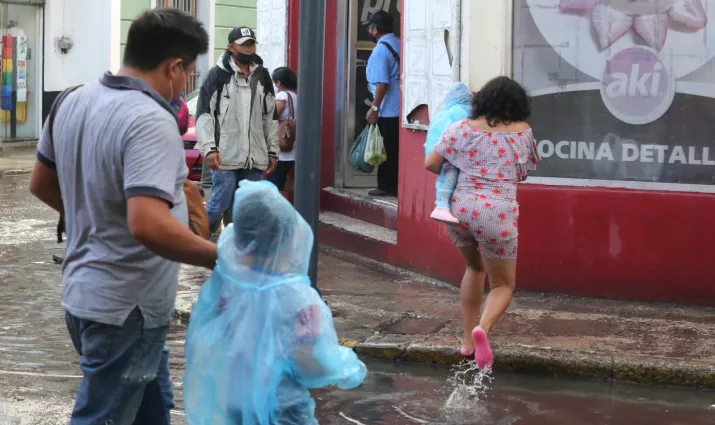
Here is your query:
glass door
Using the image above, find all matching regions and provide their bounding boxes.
[338,0,401,188]
[0,2,42,141]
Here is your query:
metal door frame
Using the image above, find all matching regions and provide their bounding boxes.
[335,0,378,188]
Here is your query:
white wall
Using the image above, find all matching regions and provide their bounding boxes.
[44,0,121,92]
[460,0,512,91]
[196,0,215,81]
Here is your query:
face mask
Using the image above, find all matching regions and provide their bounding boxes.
[169,64,186,103]
[235,52,255,64]
[369,27,378,43]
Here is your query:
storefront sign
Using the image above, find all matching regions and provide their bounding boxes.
[513,0,715,188]
[359,0,401,41]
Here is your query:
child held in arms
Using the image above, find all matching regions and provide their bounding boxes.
[424,82,473,224]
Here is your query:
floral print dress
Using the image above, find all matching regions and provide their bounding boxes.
[435,119,540,260]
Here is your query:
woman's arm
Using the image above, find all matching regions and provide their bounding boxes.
[424,149,445,174]
[275,100,287,118]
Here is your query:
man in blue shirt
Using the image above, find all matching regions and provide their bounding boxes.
[364,10,400,197]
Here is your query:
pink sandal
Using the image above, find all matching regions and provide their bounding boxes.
[471,327,494,369]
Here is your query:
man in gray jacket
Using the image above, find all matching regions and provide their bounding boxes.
[196,26,278,232]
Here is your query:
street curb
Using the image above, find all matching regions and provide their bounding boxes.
[174,303,714,389]
[0,168,32,177]
[351,335,715,389]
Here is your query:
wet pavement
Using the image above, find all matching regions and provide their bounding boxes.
[0,149,34,176]
[177,246,715,388]
[0,174,714,424]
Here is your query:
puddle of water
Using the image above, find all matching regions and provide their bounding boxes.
[313,359,715,425]
[444,362,494,410]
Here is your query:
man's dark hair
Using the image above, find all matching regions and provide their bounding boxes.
[364,11,394,34]
[375,23,393,34]
[123,8,209,71]
[470,76,531,127]
[271,67,298,91]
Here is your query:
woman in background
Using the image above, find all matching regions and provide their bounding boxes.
[268,67,298,196]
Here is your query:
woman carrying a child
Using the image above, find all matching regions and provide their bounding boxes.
[424,76,540,369]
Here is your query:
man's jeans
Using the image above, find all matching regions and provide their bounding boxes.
[157,348,175,411]
[65,308,171,425]
[205,168,263,231]
[200,161,231,227]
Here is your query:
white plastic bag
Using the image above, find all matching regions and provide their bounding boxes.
[364,124,387,167]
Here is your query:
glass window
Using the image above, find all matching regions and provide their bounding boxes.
[156,0,198,93]
[513,0,715,189]
[156,0,197,16]
[186,89,199,116]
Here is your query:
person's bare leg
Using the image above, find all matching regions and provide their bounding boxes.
[457,245,486,353]
[478,257,517,334]
[466,256,516,368]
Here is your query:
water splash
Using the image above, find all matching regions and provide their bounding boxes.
[443,361,494,410]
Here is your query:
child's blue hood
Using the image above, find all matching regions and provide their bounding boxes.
[424,82,472,157]
[217,180,314,290]
[444,82,472,109]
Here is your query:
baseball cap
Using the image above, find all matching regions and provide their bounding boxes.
[361,10,394,29]
[229,26,257,45]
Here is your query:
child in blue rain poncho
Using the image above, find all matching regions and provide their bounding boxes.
[424,82,472,224]
[183,180,367,425]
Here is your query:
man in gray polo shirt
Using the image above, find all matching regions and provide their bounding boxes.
[29,9,215,425]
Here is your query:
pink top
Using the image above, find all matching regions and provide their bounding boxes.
[436,119,540,201]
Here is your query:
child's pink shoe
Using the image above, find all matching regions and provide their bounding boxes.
[471,327,494,369]
[430,206,459,224]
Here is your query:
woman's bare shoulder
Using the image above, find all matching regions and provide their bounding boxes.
[503,121,531,132]
[469,118,531,133]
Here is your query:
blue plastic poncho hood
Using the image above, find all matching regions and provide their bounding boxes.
[424,82,472,157]
[183,181,366,425]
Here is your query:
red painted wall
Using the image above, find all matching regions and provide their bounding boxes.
[287,0,300,70]
[287,0,335,189]
[395,128,715,306]
[320,0,337,189]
